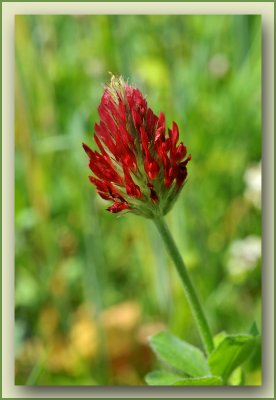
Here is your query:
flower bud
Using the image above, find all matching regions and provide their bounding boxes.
[83,76,191,218]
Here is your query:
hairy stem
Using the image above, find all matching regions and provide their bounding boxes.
[153,217,214,355]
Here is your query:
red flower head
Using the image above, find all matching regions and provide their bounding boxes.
[83,76,191,218]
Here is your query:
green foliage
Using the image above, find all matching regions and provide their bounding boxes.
[149,331,210,377]
[146,330,260,385]
[208,334,258,382]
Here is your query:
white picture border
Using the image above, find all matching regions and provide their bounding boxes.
[2,2,274,398]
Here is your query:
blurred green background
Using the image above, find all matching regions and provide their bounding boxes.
[15,15,261,385]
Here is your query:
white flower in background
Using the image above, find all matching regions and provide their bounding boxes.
[244,161,261,209]
[227,235,261,278]
[208,53,229,78]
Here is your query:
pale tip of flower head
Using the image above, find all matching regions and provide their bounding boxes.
[105,74,127,103]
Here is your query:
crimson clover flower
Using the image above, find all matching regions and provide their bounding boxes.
[83,76,191,218]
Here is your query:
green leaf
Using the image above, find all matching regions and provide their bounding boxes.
[145,370,184,385]
[149,331,210,377]
[213,331,227,347]
[145,370,223,386]
[228,367,245,386]
[175,376,224,386]
[208,334,257,381]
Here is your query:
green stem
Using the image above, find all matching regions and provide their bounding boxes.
[153,217,214,355]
